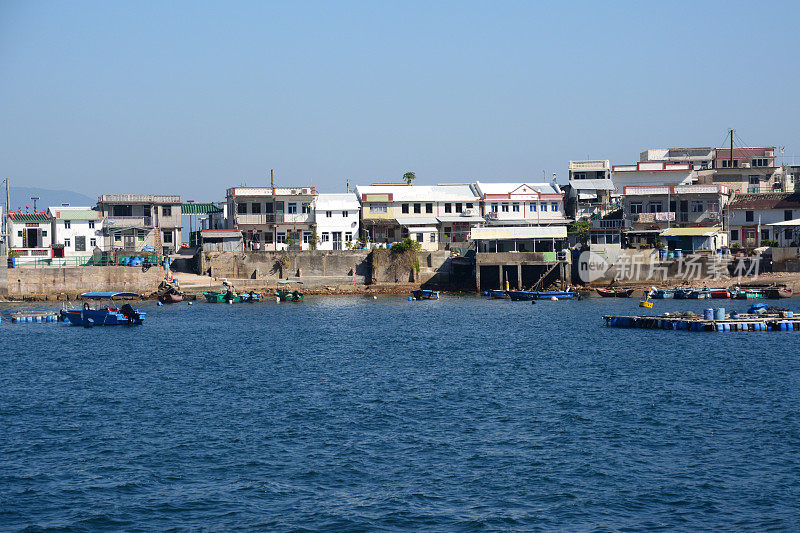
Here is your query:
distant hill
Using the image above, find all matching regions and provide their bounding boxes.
[6,187,96,212]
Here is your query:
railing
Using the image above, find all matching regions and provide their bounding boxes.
[593,219,625,229]
[105,216,152,227]
[9,254,165,268]
[235,213,280,224]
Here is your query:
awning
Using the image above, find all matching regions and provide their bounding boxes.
[767,218,800,226]
[470,226,567,240]
[395,216,438,226]
[407,226,437,233]
[578,193,598,200]
[660,226,721,237]
[437,215,485,223]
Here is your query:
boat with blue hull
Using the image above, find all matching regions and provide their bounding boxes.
[507,290,575,300]
[61,292,146,327]
[650,288,676,299]
[411,289,439,300]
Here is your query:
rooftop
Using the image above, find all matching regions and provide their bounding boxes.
[182,203,223,214]
[474,182,562,197]
[99,194,181,204]
[47,206,101,220]
[227,186,316,197]
[728,193,800,209]
[355,184,478,202]
[8,211,52,222]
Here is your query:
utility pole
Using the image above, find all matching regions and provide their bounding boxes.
[270,169,274,188]
[729,128,734,170]
[3,177,9,248]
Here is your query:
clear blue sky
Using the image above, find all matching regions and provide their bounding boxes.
[2,0,798,202]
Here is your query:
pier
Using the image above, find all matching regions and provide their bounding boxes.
[603,312,800,332]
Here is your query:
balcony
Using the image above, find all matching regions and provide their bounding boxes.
[105,216,152,228]
[235,213,280,225]
[592,219,626,229]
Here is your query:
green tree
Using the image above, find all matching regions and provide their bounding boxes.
[402,172,416,185]
[567,220,592,246]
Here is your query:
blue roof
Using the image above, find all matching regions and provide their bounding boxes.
[80,292,140,299]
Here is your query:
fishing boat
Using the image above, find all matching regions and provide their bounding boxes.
[673,287,696,299]
[61,292,145,327]
[732,288,765,299]
[204,289,243,303]
[650,288,676,299]
[411,289,439,300]
[687,288,712,299]
[240,291,263,303]
[710,288,731,299]
[595,287,635,298]
[488,289,510,299]
[276,280,304,302]
[157,281,183,304]
[507,289,575,300]
[765,286,793,299]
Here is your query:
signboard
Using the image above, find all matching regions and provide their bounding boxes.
[655,212,676,222]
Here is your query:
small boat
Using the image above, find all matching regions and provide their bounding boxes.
[596,287,635,298]
[765,286,793,299]
[204,289,243,303]
[157,281,184,304]
[507,289,575,300]
[673,287,696,299]
[411,289,439,300]
[687,288,712,299]
[240,291,263,303]
[710,289,731,299]
[488,289,510,299]
[650,288,675,299]
[732,288,765,299]
[61,292,145,327]
[276,280,304,302]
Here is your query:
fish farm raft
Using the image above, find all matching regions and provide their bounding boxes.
[603,310,800,332]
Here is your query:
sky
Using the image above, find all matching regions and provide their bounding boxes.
[2,0,799,202]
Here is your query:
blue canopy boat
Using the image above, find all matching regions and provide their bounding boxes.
[650,288,676,299]
[411,289,439,300]
[61,292,146,327]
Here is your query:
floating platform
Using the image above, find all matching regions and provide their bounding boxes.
[10,311,62,323]
[603,313,800,332]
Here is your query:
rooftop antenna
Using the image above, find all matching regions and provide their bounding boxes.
[346,178,350,193]
[729,128,734,169]
[270,169,274,188]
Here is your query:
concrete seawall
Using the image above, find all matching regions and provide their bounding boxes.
[6,266,165,298]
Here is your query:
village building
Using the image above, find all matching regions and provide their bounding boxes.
[640,147,715,170]
[47,205,103,261]
[697,146,784,194]
[611,161,696,194]
[7,210,53,263]
[564,160,616,220]
[313,193,360,250]
[225,186,316,251]
[97,194,182,255]
[726,193,800,248]
[355,183,482,251]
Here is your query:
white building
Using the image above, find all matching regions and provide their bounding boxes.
[355,183,482,251]
[313,193,360,250]
[611,161,696,194]
[474,181,569,226]
[640,147,714,170]
[566,160,616,220]
[7,210,53,263]
[48,206,103,261]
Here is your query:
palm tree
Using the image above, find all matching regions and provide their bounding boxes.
[402,172,416,185]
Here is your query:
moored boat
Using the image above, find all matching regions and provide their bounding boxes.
[507,289,575,300]
[240,291,263,303]
[411,289,439,300]
[650,288,676,299]
[488,289,510,299]
[732,288,765,299]
[204,290,243,303]
[276,280,304,302]
[710,289,731,299]
[687,288,712,299]
[596,287,635,298]
[61,292,145,327]
[673,287,696,299]
[765,286,793,299]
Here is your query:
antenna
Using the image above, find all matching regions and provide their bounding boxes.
[31,196,39,212]
[270,169,274,188]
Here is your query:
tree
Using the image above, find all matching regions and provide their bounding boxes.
[402,172,416,185]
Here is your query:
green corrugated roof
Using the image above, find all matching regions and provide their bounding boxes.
[182,203,222,214]
[8,212,52,222]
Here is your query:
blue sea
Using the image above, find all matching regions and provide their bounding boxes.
[2,296,800,531]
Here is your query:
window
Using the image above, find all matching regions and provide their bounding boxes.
[345,232,353,242]
[455,203,463,213]
[237,203,247,214]
[342,210,348,217]
[138,230,146,241]
[17,230,22,237]
[303,233,311,244]
[114,234,121,242]
[708,202,719,212]
[277,232,287,243]
[692,201,704,213]
[429,232,436,243]
[402,204,409,214]
[287,203,297,214]
[370,203,387,214]
[540,203,547,212]
[320,233,329,242]
[444,203,452,213]
[761,229,770,241]
[163,230,172,243]
[88,221,95,229]
[629,202,643,214]
[745,211,754,222]
[326,210,332,218]
[731,229,739,241]
[251,203,261,214]
[752,158,769,167]
[749,175,760,185]
[721,159,739,168]
[573,172,586,179]
[426,203,433,213]
[112,205,132,217]
[491,203,498,212]
[162,206,171,216]
[529,203,537,212]
[648,202,663,213]
[64,238,71,248]
[264,232,273,244]
[90,238,97,247]
[265,203,274,214]
[64,221,71,229]
[75,236,85,252]
[551,202,558,212]
[466,203,473,209]
[415,233,423,242]
[786,229,793,240]
[144,206,151,218]
[302,202,311,214]
[42,230,47,237]
[501,203,509,212]
[512,203,520,212]
[785,210,794,221]
[413,203,421,214]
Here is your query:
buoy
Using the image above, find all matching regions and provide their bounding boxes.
[157,301,163,306]
[408,296,413,301]
[275,297,280,303]
[550,296,558,301]
[188,302,193,306]
[373,295,377,300]
[228,300,233,304]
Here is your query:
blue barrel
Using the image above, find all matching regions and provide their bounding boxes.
[714,307,725,320]
[780,322,788,331]
[716,324,724,332]
[675,250,683,258]
[660,250,668,259]
[789,323,794,331]
[723,324,730,332]
[787,311,794,318]
[704,308,714,321]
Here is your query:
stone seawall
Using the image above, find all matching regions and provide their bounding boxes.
[6,266,165,298]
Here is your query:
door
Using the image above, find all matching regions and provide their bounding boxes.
[124,234,135,250]
[744,228,757,248]
[25,228,39,248]
[332,232,342,250]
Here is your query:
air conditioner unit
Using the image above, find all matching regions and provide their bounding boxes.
[485,212,498,220]
[462,208,477,217]
[291,189,299,194]
[741,163,751,168]
[707,212,719,220]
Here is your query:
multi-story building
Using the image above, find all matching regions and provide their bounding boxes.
[355,183,482,251]
[48,205,104,260]
[226,186,316,250]
[640,147,714,170]
[611,161,696,193]
[564,160,616,220]
[727,193,800,247]
[97,194,182,254]
[698,146,782,193]
[7,210,53,263]
[314,193,360,250]
[474,180,568,226]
